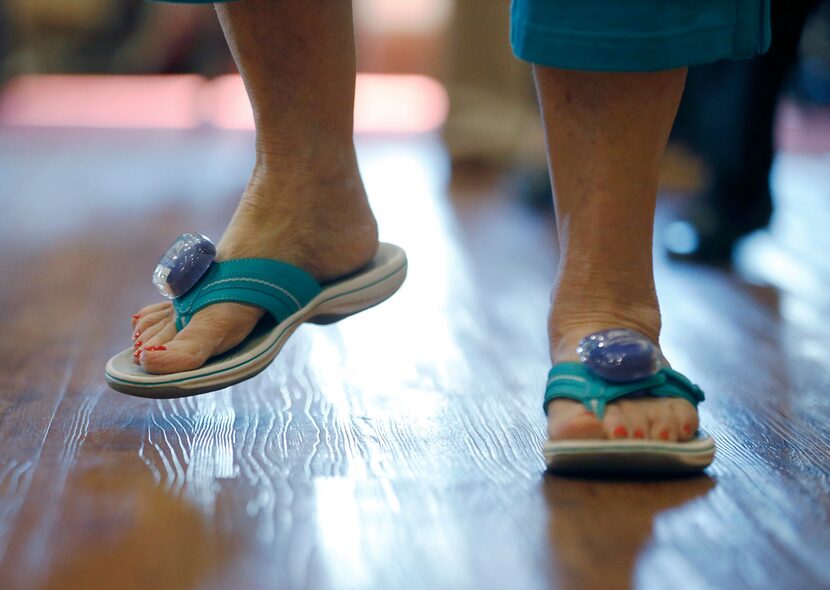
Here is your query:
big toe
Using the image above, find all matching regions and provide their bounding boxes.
[139,302,264,374]
[547,399,605,440]
[140,341,207,374]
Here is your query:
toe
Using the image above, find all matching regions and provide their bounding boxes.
[134,307,173,338]
[617,399,648,440]
[142,320,177,349]
[140,302,263,374]
[140,341,208,374]
[132,302,172,326]
[670,399,699,441]
[602,405,631,440]
[649,399,679,442]
[140,326,216,373]
[547,399,604,440]
[137,315,174,345]
[138,301,172,315]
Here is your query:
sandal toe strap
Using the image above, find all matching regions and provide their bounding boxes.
[543,362,705,419]
[172,258,321,331]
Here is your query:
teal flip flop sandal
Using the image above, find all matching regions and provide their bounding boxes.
[542,330,715,475]
[105,242,407,398]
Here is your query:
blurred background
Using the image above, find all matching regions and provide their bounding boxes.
[1,0,830,295]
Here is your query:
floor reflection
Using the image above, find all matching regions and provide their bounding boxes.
[542,475,716,590]
[38,464,238,590]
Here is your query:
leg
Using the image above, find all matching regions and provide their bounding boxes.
[131,0,378,373]
[535,67,698,442]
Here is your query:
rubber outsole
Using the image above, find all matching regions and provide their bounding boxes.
[543,432,715,476]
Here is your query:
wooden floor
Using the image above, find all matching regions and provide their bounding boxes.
[1,126,829,590]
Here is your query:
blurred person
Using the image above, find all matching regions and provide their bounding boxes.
[0,3,11,83]
[111,0,769,474]
[664,0,820,263]
[441,1,543,168]
[112,3,228,74]
[441,1,553,210]
[2,0,137,73]
[0,0,227,75]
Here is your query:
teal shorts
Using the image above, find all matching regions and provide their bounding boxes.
[511,0,770,71]
[154,0,770,72]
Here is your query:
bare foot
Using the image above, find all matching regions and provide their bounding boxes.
[130,159,378,374]
[546,303,698,443]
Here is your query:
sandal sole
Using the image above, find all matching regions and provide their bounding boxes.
[543,432,715,475]
[105,243,407,399]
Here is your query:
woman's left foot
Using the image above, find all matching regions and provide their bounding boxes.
[547,306,699,443]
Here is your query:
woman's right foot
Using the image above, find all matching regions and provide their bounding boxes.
[130,158,378,374]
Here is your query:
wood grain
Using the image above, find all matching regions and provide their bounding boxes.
[0,127,828,590]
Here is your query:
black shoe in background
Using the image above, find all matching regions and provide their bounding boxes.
[663,186,773,265]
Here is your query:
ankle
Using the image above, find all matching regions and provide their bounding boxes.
[548,298,662,364]
[217,160,378,281]
[254,135,359,183]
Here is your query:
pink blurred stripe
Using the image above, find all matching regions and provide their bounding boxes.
[0,75,204,129]
[0,73,448,134]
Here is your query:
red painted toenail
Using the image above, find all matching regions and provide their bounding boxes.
[144,345,166,352]
[683,423,692,434]
[133,340,142,349]
[633,430,645,439]
[659,429,670,440]
[133,331,141,340]
[613,426,628,438]
[131,314,141,320]
[133,348,141,357]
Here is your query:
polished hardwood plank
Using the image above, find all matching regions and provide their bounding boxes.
[0,127,829,590]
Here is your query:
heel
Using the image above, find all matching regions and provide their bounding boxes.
[308,264,406,325]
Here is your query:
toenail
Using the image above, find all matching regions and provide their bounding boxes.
[633,429,645,439]
[144,345,167,351]
[134,340,142,349]
[613,426,628,438]
[659,429,670,440]
[131,314,141,320]
[683,423,692,434]
[133,348,142,357]
[133,331,141,340]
